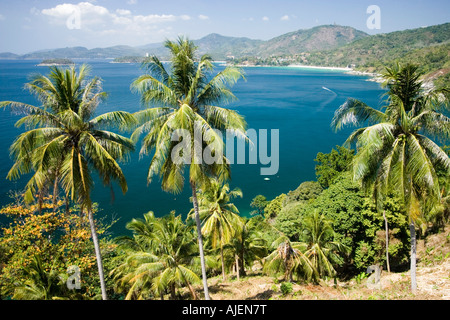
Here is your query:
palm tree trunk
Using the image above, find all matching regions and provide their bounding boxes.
[38,190,43,215]
[239,248,246,276]
[190,182,210,300]
[383,210,391,273]
[235,254,240,281]
[185,279,198,300]
[65,196,70,215]
[410,221,417,292]
[87,208,108,300]
[52,174,59,212]
[221,245,226,281]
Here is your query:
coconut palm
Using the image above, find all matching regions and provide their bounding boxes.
[263,235,316,283]
[192,179,244,280]
[12,256,64,300]
[331,62,450,291]
[112,212,201,300]
[301,210,348,280]
[131,36,247,299]
[224,218,268,280]
[1,65,135,299]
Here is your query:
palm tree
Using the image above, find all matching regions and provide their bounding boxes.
[331,62,450,291]
[193,179,244,281]
[13,256,64,300]
[130,36,247,299]
[1,65,135,299]
[224,218,268,280]
[112,212,201,300]
[263,234,316,283]
[301,210,348,280]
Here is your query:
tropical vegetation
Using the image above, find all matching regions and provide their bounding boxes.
[0,38,448,301]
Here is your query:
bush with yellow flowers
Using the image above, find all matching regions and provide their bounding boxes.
[0,195,116,299]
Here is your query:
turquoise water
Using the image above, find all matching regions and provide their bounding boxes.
[0,60,386,235]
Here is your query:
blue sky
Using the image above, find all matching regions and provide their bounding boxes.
[0,0,449,54]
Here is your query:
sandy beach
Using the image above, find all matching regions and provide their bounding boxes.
[287,64,353,72]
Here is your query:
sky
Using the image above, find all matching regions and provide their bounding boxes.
[0,0,449,54]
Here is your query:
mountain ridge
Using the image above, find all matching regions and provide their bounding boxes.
[0,24,367,60]
[1,23,448,84]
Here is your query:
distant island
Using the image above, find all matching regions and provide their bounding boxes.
[38,58,75,66]
[111,56,146,64]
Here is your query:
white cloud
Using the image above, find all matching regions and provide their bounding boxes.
[127,0,138,4]
[116,9,131,16]
[39,2,193,46]
[0,14,4,21]
[281,15,290,21]
[41,2,189,33]
[42,2,109,19]
[198,14,209,20]
[262,16,269,21]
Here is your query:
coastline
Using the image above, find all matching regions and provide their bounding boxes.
[232,62,383,82]
[287,64,352,72]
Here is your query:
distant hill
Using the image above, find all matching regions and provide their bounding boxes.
[0,25,368,61]
[304,23,450,84]
[254,25,368,57]
[194,33,263,59]
[0,52,20,59]
[306,23,450,68]
[192,25,367,59]
[17,45,146,60]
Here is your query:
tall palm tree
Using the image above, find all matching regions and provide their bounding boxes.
[193,179,244,280]
[1,65,135,299]
[112,212,200,300]
[331,62,450,291]
[131,36,247,299]
[301,210,348,280]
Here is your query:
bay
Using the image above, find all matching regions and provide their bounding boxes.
[0,60,386,235]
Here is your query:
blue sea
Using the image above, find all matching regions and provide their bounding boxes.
[0,60,386,235]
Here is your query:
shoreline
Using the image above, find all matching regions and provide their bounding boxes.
[232,63,383,82]
[287,64,352,72]
[233,63,351,72]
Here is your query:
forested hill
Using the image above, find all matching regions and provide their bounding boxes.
[254,25,368,57]
[305,23,450,84]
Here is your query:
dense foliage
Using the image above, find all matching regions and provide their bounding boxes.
[0,196,115,299]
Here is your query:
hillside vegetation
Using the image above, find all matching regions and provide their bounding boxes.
[306,23,450,82]
[229,23,450,85]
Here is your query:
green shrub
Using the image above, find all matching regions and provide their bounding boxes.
[280,282,293,295]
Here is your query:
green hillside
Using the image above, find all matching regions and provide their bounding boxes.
[255,25,368,57]
[305,23,450,82]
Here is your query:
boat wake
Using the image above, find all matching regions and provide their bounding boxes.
[322,86,335,94]
[318,86,338,110]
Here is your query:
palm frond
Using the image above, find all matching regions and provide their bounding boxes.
[331,98,387,132]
